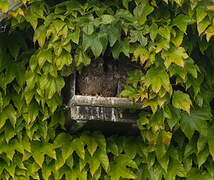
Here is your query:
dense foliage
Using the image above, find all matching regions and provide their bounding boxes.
[1,0,214,179]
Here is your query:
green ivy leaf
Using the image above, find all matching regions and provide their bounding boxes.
[145,67,171,93]
[122,0,131,9]
[74,48,91,66]
[130,30,148,46]
[185,139,196,161]
[207,124,214,160]
[133,47,149,64]
[83,24,94,35]
[42,162,52,180]
[171,29,184,47]
[115,9,135,21]
[120,85,137,98]
[159,26,171,41]
[197,136,207,153]
[123,137,138,159]
[109,154,138,180]
[6,104,17,128]
[72,138,85,160]
[32,141,56,167]
[161,46,188,69]
[197,17,210,36]
[29,54,37,72]
[133,1,154,25]
[187,168,213,180]
[4,123,15,143]
[205,25,214,42]
[70,27,80,44]
[31,141,45,167]
[172,90,192,114]
[94,149,109,173]
[164,104,181,130]
[47,78,56,99]
[55,150,65,171]
[107,137,119,156]
[158,154,169,172]
[165,158,186,180]
[180,107,211,139]
[80,132,98,156]
[155,144,167,161]
[54,133,74,161]
[87,154,100,177]
[53,20,66,34]
[90,36,103,58]
[55,50,72,70]
[196,6,207,24]
[108,23,121,47]
[173,14,192,33]
[33,25,47,48]
[8,41,20,60]
[197,148,209,168]
[150,23,158,41]
[38,49,52,68]
[101,15,115,24]
[0,91,3,111]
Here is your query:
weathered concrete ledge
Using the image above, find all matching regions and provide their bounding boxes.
[69,95,143,109]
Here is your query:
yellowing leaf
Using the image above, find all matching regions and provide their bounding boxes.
[172,90,192,114]
[162,47,188,69]
[0,1,9,13]
[133,47,149,64]
[205,25,214,42]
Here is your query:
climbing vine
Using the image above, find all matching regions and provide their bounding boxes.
[0,0,214,179]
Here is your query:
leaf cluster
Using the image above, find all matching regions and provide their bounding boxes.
[0,0,214,179]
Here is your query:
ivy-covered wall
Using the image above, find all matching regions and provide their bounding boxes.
[0,0,214,179]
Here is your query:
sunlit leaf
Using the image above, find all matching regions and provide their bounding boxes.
[145,67,171,93]
[173,14,193,32]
